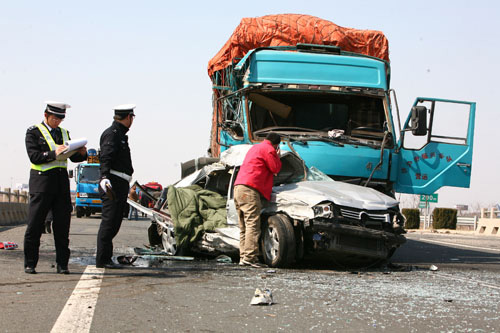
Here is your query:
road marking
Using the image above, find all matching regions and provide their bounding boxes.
[416,238,500,253]
[435,272,500,290]
[51,266,104,333]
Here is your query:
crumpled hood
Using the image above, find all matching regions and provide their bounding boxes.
[270,180,399,219]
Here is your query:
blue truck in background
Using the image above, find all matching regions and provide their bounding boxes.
[208,44,476,198]
[72,149,102,218]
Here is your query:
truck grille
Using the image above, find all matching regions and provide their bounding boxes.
[86,193,101,199]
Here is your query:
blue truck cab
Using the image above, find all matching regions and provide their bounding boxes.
[72,149,102,218]
[210,44,476,196]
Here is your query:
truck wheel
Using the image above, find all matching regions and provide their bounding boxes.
[85,210,91,217]
[261,214,296,268]
[76,207,84,218]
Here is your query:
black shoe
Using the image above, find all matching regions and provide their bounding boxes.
[57,265,70,274]
[25,267,37,274]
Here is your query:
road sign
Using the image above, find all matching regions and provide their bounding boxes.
[420,194,438,203]
[419,201,427,209]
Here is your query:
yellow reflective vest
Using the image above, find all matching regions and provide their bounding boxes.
[31,124,69,172]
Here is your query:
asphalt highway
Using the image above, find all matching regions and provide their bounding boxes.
[1,217,499,332]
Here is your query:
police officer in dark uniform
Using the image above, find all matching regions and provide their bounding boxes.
[96,104,135,268]
[24,101,87,274]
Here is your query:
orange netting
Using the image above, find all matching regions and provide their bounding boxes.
[208,14,389,77]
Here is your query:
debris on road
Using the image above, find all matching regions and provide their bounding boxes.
[430,265,439,271]
[0,241,18,250]
[215,255,232,263]
[250,288,273,306]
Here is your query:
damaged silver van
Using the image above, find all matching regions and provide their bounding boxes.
[129,145,406,268]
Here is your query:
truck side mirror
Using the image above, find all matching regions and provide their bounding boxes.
[410,106,428,136]
[68,170,74,178]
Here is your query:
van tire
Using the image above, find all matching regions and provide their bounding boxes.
[261,214,296,268]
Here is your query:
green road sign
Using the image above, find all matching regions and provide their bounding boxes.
[420,194,438,203]
[419,201,428,209]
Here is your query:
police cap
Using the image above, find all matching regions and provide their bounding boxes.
[114,104,136,117]
[44,101,71,119]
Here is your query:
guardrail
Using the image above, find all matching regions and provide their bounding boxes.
[0,187,29,226]
[0,187,29,203]
[419,216,478,230]
[481,208,500,219]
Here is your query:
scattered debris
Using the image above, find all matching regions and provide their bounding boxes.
[0,241,18,250]
[215,255,232,263]
[430,265,439,271]
[117,255,138,265]
[250,288,273,306]
[266,269,276,274]
[444,299,453,302]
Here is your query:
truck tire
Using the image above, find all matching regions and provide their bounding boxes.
[76,207,84,218]
[260,214,296,268]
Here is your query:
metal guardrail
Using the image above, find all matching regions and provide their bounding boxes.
[419,216,478,230]
[0,187,29,203]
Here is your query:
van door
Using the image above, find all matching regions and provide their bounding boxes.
[394,98,476,194]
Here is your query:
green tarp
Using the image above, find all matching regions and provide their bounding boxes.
[167,185,227,249]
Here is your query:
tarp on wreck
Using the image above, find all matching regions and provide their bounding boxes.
[207,14,390,77]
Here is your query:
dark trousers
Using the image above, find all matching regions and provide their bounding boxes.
[96,175,129,266]
[24,192,72,268]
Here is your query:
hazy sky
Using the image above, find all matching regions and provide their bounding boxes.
[0,1,498,209]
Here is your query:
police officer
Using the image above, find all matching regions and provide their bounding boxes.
[96,104,135,268]
[24,101,87,274]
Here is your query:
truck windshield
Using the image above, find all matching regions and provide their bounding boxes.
[248,91,387,143]
[79,166,100,184]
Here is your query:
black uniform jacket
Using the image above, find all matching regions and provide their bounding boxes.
[99,121,134,179]
[25,123,87,193]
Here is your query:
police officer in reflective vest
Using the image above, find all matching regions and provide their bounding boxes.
[24,101,88,274]
[96,104,135,268]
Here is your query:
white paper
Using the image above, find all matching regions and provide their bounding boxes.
[63,137,87,152]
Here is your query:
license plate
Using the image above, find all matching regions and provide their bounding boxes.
[92,200,101,203]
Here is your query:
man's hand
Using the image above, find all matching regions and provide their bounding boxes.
[100,179,112,192]
[55,145,66,156]
[78,146,87,156]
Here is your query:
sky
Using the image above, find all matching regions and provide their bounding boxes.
[0,0,498,210]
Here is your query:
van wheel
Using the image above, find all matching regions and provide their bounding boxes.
[261,214,296,268]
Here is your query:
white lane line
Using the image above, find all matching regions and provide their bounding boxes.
[51,266,104,333]
[435,272,500,291]
[416,238,500,253]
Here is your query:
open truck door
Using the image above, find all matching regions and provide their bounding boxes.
[395,98,476,194]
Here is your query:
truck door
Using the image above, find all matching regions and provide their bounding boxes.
[394,98,476,194]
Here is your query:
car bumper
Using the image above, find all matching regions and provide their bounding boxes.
[310,220,406,259]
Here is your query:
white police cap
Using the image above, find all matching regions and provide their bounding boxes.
[114,104,136,116]
[44,100,71,117]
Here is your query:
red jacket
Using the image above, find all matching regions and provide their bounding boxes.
[234,140,282,200]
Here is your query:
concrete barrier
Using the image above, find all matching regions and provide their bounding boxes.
[0,202,28,226]
[475,218,500,237]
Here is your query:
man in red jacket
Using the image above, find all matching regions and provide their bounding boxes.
[234,133,282,268]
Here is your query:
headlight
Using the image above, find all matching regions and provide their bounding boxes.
[312,203,334,218]
[78,192,88,198]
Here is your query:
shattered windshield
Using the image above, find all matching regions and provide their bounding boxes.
[248,91,388,145]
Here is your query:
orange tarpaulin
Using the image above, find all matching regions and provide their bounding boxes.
[208,14,389,77]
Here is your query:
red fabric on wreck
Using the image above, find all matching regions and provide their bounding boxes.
[207,14,390,77]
